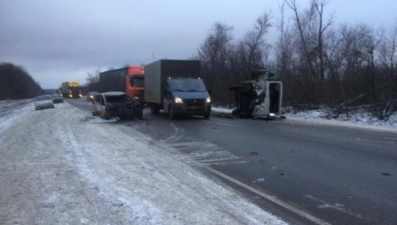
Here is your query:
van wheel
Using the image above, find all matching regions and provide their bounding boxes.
[203,113,210,119]
[169,106,175,120]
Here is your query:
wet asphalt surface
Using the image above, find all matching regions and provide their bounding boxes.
[69,98,397,225]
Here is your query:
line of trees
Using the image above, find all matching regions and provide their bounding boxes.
[0,62,43,100]
[197,0,397,120]
[83,69,100,94]
[197,12,272,105]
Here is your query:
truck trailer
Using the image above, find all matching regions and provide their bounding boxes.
[99,65,145,103]
[61,81,82,98]
[144,59,212,119]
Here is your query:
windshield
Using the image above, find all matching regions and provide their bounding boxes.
[168,79,207,92]
[69,87,81,91]
[130,76,144,86]
[36,95,51,101]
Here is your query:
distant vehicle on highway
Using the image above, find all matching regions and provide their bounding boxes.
[61,81,82,98]
[34,95,55,110]
[91,91,143,120]
[51,93,64,103]
[86,91,99,102]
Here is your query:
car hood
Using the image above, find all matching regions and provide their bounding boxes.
[172,91,209,99]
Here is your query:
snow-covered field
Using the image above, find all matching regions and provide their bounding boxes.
[0,100,288,225]
[211,106,397,133]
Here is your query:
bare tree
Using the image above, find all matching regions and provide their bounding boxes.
[314,0,333,80]
[197,23,234,103]
[373,19,397,119]
[244,11,272,70]
[378,19,397,74]
[85,69,100,85]
[262,43,273,67]
[285,0,317,80]
[285,0,333,81]
[84,69,101,93]
[198,23,233,80]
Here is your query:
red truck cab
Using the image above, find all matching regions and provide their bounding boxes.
[126,66,145,103]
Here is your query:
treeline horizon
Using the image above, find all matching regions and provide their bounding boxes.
[0,62,43,100]
[194,0,397,120]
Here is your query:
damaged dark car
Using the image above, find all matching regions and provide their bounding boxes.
[91,91,143,120]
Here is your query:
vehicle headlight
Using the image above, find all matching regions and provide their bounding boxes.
[69,94,72,97]
[174,97,183,104]
[206,97,211,103]
[79,94,82,97]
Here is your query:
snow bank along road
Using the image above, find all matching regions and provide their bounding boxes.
[0,101,288,225]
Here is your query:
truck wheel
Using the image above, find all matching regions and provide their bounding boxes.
[168,106,175,120]
[151,104,160,114]
[135,109,143,120]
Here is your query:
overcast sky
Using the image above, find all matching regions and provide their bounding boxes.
[1,0,396,89]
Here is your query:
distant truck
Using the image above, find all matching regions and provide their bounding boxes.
[61,81,82,98]
[144,59,212,119]
[99,65,145,104]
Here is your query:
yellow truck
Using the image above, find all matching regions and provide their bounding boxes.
[61,81,82,98]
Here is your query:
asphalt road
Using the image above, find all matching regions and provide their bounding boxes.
[68,98,397,225]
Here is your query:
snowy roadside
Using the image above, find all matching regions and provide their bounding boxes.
[211,106,397,133]
[0,101,288,225]
[0,99,32,135]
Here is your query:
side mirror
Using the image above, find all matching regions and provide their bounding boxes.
[164,88,170,95]
[207,89,212,95]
